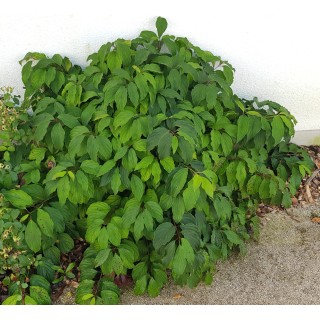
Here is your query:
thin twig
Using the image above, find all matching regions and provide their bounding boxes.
[305,169,320,203]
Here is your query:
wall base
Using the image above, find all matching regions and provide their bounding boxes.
[291,130,320,146]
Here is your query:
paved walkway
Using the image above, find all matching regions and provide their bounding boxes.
[121,206,320,304]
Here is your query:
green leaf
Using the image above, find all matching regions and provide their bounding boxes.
[170,167,189,197]
[51,122,65,150]
[98,159,116,177]
[25,295,38,305]
[107,51,122,72]
[160,88,181,99]
[214,195,232,221]
[206,84,218,107]
[29,147,46,164]
[96,136,112,160]
[224,230,241,245]
[237,115,249,142]
[191,84,207,105]
[115,86,127,109]
[58,113,80,128]
[131,174,145,201]
[57,175,70,205]
[135,49,150,65]
[128,82,139,107]
[81,160,100,175]
[148,277,161,297]
[2,295,20,305]
[31,69,46,89]
[135,155,154,170]
[95,248,111,267]
[147,127,172,159]
[156,16,168,38]
[221,133,233,156]
[172,196,185,222]
[30,275,51,293]
[37,209,54,238]
[87,135,98,161]
[145,201,163,222]
[30,286,51,305]
[183,183,200,211]
[153,222,176,250]
[236,161,247,188]
[134,275,148,295]
[271,116,284,144]
[25,220,41,253]
[3,189,33,209]
[114,110,135,128]
[57,233,74,253]
[160,156,175,173]
[172,238,195,276]
[122,199,141,228]
[107,223,122,246]
[112,253,123,275]
[111,168,122,194]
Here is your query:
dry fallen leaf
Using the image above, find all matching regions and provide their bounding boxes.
[173,293,183,299]
[311,217,320,224]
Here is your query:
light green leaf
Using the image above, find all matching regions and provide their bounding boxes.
[160,156,175,173]
[37,209,54,238]
[183,183,200,211]
[148,277,161,297]
[237,115,249,142]
[236,161,247,188]
[145,201,163,222]
[111,168,121,194]
[25,220,42,253]
[80,160,100,175]
[31,69,46,89]
[57,175,70,205]
[30,286,51,305]
[107,51,122,72]
[170,167,188,197]
[3,189,33,209]
[2,294,20,305]
[224,230,241,245]
[114,110,135,128]
[122,198,141,228]
[221,133,233,156]
[134,275,148,295]
[172,196,185,222]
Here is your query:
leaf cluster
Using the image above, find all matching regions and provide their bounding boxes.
[0,17,314,304]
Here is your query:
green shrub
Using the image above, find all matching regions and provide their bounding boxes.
[0,17,314,304]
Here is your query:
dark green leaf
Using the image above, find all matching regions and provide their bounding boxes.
[153,222,176,250]
[156,17,168,38]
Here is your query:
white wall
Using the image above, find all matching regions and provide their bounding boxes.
[1,0,319,134]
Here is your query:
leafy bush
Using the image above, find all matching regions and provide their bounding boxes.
[0,17,314,304]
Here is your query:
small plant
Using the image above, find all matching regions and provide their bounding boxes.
[0,17,314,304]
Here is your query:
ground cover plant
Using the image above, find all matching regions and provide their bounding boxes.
[0,17,314,304]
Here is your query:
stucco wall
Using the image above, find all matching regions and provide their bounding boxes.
[1,0,319,134]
